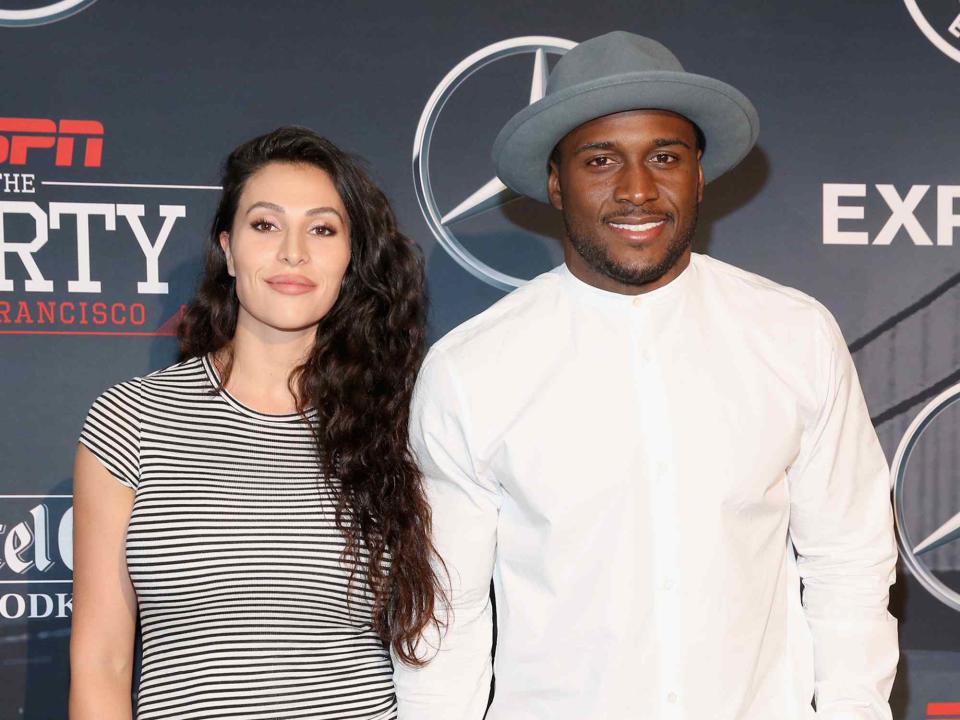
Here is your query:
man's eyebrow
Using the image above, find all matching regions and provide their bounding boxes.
[572,138,693,154]
[654,137,692,149]
[573,140,616,154]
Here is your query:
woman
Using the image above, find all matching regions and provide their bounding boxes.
[69,127,443,720]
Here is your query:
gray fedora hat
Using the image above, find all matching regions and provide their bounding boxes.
[492,31,759,203]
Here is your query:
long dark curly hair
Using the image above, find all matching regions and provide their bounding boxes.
[178,126,443,665]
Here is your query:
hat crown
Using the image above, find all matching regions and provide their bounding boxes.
[493,30,758,203]
[547,31,686,95]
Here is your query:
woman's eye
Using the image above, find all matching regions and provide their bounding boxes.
[310,225,336,236]
[251,219,276,232]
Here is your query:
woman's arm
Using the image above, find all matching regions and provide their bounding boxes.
[69,444,138,720]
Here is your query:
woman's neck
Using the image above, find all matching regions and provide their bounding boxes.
[218,317,317,415]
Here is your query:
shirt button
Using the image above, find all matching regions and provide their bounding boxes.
[662,577,675,591]
[667,692,678,704]
[632,295,643,307]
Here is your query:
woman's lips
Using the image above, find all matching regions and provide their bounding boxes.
[265,274,317,295]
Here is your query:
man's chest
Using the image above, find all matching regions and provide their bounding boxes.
[477,332,809,526]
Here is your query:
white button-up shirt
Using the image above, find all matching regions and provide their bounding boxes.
[394,254,898,720]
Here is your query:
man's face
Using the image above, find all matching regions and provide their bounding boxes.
[548,109,704,294]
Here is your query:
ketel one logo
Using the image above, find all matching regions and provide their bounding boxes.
[413,36,576,292]
[891,384,960,612]
[0,495,73,620]
[0,0,97,27]
[0,496,73,579]
[0,117,104,168]
[904,0,960,64]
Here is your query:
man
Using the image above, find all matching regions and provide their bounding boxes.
[394,31,898,720]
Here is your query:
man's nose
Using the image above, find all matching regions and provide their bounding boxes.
[613,162,659,206]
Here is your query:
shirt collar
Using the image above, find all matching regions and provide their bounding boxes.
[556,253,698,309]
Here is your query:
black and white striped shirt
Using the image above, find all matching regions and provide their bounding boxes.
[80,355,397,720]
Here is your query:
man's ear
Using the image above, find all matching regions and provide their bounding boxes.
[219,231,236,277]
[696,150,705,203]
[548,160,563,210]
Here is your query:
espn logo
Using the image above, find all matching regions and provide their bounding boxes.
[0,117,103,167]
[929,702,960,719]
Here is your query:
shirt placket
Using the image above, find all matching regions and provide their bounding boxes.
[629,295,684,718]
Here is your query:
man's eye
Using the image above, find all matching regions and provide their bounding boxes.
[652,153,677,164]
[587,156,612,167]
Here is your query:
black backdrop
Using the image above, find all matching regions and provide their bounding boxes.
[2,1,959,717]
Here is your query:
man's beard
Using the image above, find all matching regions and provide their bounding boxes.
[564,206,698,288]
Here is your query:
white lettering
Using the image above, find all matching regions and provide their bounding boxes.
[116,204,185,294]
[0,594,26,619]
[58,507,73,571]
[29,593,53,619]
[3,521,33,574]
[0,503,74,577]
[57,593,73,617]
[49,202,116,293]
[874,185,932,246]
[937,186,960,246]
[0,594,71,619]
[0,201,52,292]
[823,184,869,245]
[0,173,36,194]
[29,504,53,572]
[822,184,960,247]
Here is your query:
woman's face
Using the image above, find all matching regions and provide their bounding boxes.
[220,161,351,337]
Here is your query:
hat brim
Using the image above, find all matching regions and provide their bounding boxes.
[492,71,759,203]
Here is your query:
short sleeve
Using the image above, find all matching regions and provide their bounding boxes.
[78,379,141,490]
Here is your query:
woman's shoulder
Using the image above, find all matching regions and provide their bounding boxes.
[93,355,210,408]
[79,356,213,491]
[139,355,210,389]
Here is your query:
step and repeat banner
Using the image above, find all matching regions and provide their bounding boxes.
[2,1,959,717]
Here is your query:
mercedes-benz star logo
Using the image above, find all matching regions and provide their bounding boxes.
[412,36,576,292]
[891,382,960,612]
[0,0,98,27]
[903,0,960,65]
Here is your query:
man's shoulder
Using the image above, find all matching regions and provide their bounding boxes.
[696,254,836,328]
[429,266,566,362]
[697,254,813,304]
